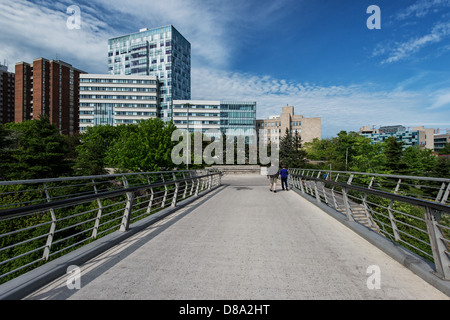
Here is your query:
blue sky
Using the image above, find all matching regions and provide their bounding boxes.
[0,0,449,138]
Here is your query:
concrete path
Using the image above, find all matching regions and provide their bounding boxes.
[25,175,449,300]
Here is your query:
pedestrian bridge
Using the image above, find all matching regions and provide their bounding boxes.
[0,170,449,300]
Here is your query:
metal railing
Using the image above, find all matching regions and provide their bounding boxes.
[288,168,450,280]
[0,169,221,283]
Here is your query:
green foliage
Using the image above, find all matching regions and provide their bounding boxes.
[279,128,307,168]
[383,136,405,172]
[304,131,449,178]
[438,142,450,155]
[432,156,450,178]
[73,124,121,176]
[105,118,177,172]
[1,117,72,180]
[400,147,437,176]
[350,135,386,173]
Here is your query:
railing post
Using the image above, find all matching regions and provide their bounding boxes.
[330,174,339,210]
[305,171,312,195]
[120,176,135,232]
[42,183,57,261]
[182,172,188,199]
[361,177,375,228]
[424,207,450,280]
[171,172,179,207]
[436,182,446,203]
[161,173,168,208]
[388,179,402,241]
[320,174,329,204]
[189,171,195,195]
[342,174,355,222]
[314,171,322,203]
[91,179,103,239]
[145,175,154,215]
[439,183,449,204]
[300,172,306,194]
[195,176,200,196]
[147,187,154,215]
[208,172,213,189]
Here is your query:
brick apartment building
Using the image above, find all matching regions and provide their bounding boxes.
[15,58,85,135]
[0,64,15,124]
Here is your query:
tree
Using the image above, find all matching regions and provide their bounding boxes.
[73,125,121,176]
[279,128,293,167]
[291,130,307,168]
[0,124,13,180]
[432,156,450,179]
[279,128,307,168]
[350,135,386,173]
[304,138,337,163]
[382,136,405,173]
[2,117,72,180]
[105,118,177,172]
[438,142,450,156]
[401,147,437,176]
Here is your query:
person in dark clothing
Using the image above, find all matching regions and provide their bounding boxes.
[280,166,289,191]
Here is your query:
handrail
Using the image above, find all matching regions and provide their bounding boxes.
[289,168,450,280]
[296,168,450,183]
[0,170,222,284]
[0,173,215,219]
[0,170,196,186]
[291,173,450,214]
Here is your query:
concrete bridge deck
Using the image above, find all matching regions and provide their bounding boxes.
[24,175,449,300]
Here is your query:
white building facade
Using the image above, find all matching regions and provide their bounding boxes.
[172,100,221,134]
[79,74,159,133]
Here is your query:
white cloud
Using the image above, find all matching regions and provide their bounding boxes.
[1,0,447,138]
[396,0,450,20]
[375,21,450,64]
[429,92,450,110]
[0,0,113,72]
[192,67,449,138]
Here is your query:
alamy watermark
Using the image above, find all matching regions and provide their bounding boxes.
[171,129,279,167]
[367,5,381,30]
[66,5,81,30]
[366,265,381,290]
[66,265,81,290]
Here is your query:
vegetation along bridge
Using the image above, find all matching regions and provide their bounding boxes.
[0,169,449,300]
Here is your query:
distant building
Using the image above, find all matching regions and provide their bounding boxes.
[108,25,191,122]
[78,74,160,133]
[434,132,450,153]
[0,64,14,124]
[358,125,434,150]
[172,100,221,134]
[172,100,256,136]
[15,58,85,135]
[256,106,321,145]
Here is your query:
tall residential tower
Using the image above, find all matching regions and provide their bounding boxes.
[108,25,191,122]
[0,64,15,124]
[15,58,85,135]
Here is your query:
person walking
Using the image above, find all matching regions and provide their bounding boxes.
[267,164,279,193]
[280,165,289,191]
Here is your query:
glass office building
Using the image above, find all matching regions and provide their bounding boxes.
[172,100,221,134]
[108,25,191,122]
[220,101,256,136]
[172,100,256,136]
[359,125,427,150]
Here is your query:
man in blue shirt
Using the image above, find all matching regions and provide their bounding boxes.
[280,166,289,191]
